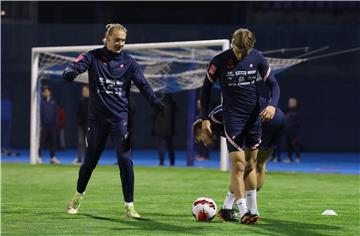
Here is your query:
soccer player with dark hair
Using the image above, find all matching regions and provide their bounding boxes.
[63,23,164,218]
[200,28,280,224]
[193,98,285,221]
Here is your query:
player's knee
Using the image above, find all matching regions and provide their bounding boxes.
[117,155,133,167]
[245,165,255,176]
[246,157,256,171]
[235,161,245,172]
[256,162,264,173]
[232,158,246,172]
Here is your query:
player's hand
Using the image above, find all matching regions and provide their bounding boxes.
[201,120,212,134]
[260,105,276,121]
[63,69,77,82]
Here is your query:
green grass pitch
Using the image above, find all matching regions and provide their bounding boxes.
[2,163,359,235]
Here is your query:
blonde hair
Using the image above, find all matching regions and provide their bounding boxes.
[192,119,203,143]
[103,23,128,44]
[231,28,256,51]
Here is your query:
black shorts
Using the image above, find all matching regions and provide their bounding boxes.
[224,115,262,153]
[259,108,285,150]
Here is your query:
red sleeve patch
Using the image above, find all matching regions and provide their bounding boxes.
[73,54,84,63]
[208,64,217,75]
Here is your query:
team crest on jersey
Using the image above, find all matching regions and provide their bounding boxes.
[226,59,234,69]
[100,57,108,65]
[73,54,84,63]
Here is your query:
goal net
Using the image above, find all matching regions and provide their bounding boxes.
[31,39,305,170]
[30,40,230,165]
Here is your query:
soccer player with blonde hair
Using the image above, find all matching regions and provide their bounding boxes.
[63,23,164,218]
[193,97,285,221]
[200,28,280,224]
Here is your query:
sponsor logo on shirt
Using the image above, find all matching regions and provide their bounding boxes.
[228,80,256,87]
[97,77,123,96]
[226,69,258,87]
[235,70,256,76]
[226,59,235,69]
[235,70,247,76]
[226,71,235,80]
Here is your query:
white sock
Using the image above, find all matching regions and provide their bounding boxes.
[235,198,248,217]
[246,190,257,213]
[125,202,134,207]
[223,191,235,209]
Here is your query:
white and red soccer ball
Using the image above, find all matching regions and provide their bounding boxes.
[192,197,217,221]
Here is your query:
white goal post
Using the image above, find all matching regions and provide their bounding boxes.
[30,39,231,171]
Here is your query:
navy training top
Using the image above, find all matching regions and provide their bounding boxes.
[63,46,163,121]
[200,48,280,137]
[40,96,57,126]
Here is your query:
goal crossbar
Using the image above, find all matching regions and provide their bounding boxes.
[32,39,230,53]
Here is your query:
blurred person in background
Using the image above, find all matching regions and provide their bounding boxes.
[39,86,60,164]
[151,93,177,166]
[73,85,89,164]
[284,97,301,163]
[57,104,66,150]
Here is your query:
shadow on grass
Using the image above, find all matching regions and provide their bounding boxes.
[145,212,196,218]
[59,212,343,235]
[248,217,342,236]
[82,213,220,234]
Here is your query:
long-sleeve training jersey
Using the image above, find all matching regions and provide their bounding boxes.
[63,46,163,121]
[200,48,280,122]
